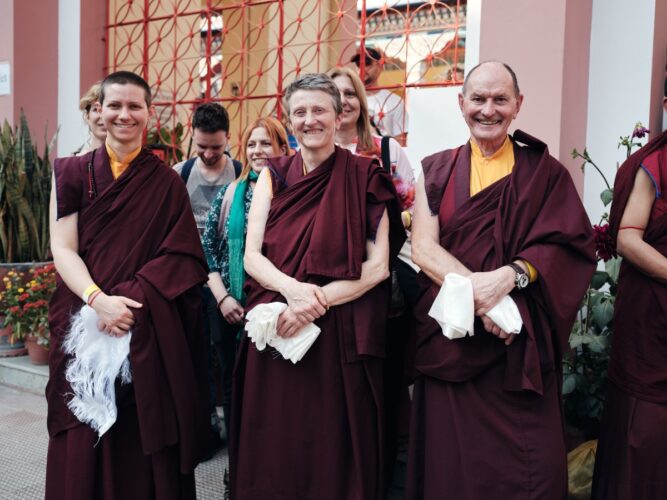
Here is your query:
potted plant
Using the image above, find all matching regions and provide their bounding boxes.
[0,274,28,356]
[2,264,56,364]
[0,110,54,264]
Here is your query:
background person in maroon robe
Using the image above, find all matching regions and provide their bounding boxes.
[229,73,405,499]
[407,61,595,499]
[46,71,209,500]
[592,93,667,499]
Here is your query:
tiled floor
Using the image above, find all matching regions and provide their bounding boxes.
[0,384,227,500]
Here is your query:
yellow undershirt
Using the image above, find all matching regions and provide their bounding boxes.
[469,136,537,282]
[106,142,141,180]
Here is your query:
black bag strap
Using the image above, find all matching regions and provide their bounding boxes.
[180,157,197,184]
[232,159,242,178]
[380,135,392,173]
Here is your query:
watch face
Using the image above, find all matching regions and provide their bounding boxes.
[518,274,529,289]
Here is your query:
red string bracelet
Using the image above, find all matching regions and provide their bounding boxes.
[619,226,646,231]
[88,290,102,306]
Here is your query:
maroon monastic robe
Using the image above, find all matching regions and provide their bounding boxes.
[229,147,405,500]
[406,131,595,499]
[592,130,667,499]
[46,147,209,500]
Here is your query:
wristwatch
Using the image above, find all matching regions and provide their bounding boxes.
[508,263,529,290]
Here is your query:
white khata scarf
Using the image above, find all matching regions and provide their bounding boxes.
[62,305,132,438]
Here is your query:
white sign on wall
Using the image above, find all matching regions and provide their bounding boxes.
[0,62,10,96]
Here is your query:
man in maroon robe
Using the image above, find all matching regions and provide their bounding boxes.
[592,97,667,498]
[407,61,596,499]
[46,71,209,500]
[229,73,405,500]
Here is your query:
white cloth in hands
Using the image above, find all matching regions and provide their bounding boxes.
[245,302,321,364]
[62,305,132,437]
[428,273,523,339]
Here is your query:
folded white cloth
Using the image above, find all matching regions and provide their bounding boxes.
[245,302,321,364]
[62,305,132,437]
[428,273,523,339]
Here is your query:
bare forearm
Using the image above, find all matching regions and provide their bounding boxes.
[322,259,389,307]
[413,239,470,286]
[207,272,230,302]
[52,247,97,300]
[244,250,297,296]
[618,237,667,283]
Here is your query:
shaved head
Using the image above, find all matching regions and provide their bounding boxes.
[462,61,520,97]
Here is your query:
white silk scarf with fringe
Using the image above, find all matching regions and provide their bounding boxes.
[62,305,132,438]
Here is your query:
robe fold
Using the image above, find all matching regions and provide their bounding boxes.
[46,147,210,500]
[592,130,667,499]
[230,147,405,500]
[406,130,595,499]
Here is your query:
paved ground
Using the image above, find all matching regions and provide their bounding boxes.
[0,384,228,500]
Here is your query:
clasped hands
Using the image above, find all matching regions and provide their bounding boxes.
[469,266,517,346]
[93,294,143,338]
[277,280,328,338]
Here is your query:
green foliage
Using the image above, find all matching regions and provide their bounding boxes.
[146,122,185,166]
[563,257,618,435]
[0,111,55,262]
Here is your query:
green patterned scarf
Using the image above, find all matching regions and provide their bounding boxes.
[227,170,259,303]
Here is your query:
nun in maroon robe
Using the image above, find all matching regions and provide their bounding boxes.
[229,142,404,499]
[406,130,595,499]
[46,147,209,500]
[592,130,667,499]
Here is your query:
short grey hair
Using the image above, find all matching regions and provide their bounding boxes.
[462,61,521,97]
[283,73,343,116]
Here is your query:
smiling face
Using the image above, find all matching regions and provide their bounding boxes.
[458,62,523,154]
[193,129,229,168]
[332,75,361,131]
[85,102,107,144]
[288,89,341,157]
[245,126,285,174]
[101,83,151,149]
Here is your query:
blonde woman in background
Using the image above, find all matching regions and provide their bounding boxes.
[76,82,106,155]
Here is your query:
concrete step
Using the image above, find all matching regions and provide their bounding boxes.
[0,355,48,395]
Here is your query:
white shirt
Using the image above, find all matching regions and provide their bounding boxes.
[367,89,408,137]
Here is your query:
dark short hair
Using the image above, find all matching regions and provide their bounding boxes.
[350,47,382,66]
[191,102,231,133]
[462,61,521,97]
[100,71,152,106]
[283,73,343,117]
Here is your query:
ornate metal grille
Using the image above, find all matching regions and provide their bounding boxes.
[106,0,466,159]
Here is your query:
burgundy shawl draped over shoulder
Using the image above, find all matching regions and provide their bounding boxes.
[416,130,596,394]
[245,146,405,357]
[47,147,209,472]
[607,130,667,402]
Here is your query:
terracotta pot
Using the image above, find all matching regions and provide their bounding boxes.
[25,335,50,365]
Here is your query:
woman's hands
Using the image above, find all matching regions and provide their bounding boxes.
[93,294,143,337]
[277,280,328,338]
[219,295,245,325]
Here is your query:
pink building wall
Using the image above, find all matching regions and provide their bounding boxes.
[14,0,59,148]
[80,0,107,93]
[0,0,15,126]
[478,0,593,194]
